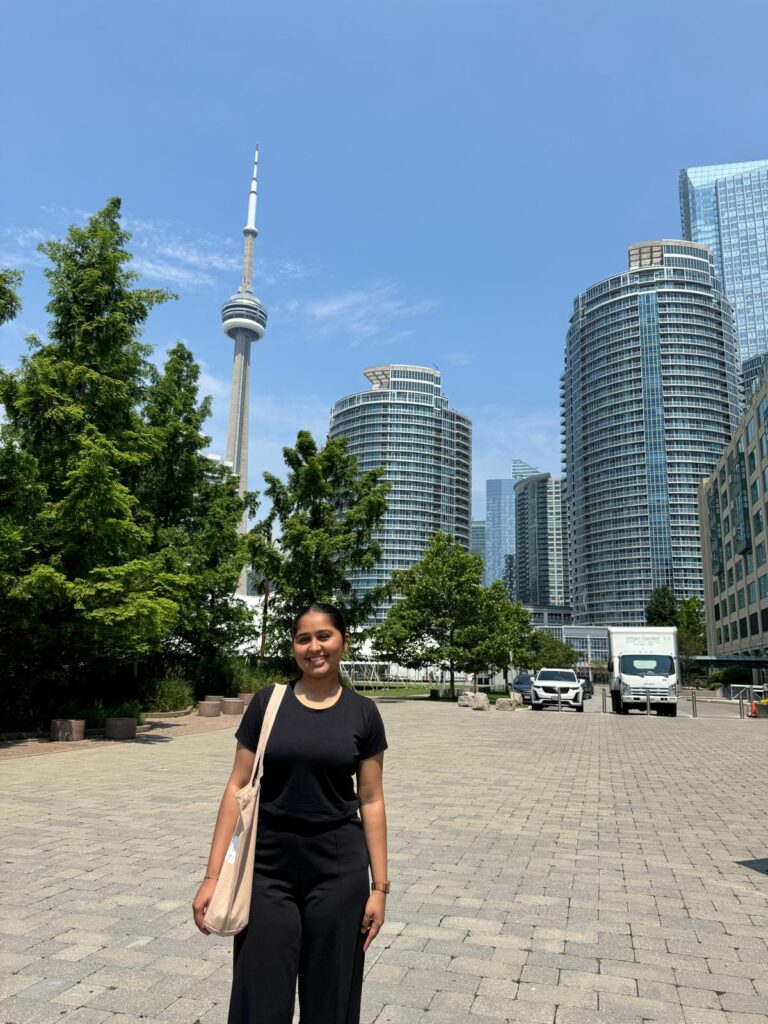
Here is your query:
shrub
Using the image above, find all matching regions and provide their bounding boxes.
[230,658,287,694]
[144,672,195,712]
[105,700,144,724]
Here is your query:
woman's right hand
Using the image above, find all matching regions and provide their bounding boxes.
[192,877,219,935]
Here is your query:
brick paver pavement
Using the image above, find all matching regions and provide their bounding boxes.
[2,701,767,1024]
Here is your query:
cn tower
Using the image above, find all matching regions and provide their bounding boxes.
[222,149,267,594]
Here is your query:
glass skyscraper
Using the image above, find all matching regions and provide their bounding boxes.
[514,473,569,607]
[680,160,768,361]
[562,240,740,625]
[483,461,538,590]
[328,365,472,621]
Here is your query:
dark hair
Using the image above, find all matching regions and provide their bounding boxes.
[291,602,348,638]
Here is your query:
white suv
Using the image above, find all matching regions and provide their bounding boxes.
[531,668,584,712]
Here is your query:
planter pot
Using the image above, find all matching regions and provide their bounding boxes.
[220,698,244,716]
[204,695,225,705]
[198,700,222,718]
[238,693,255,706]
[50,718,85,742]
[755,703,768,719]
[105,717,137,740]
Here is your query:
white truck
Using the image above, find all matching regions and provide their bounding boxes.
[607,627,679,717]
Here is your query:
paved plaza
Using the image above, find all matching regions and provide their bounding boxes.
[2,698,768,1024]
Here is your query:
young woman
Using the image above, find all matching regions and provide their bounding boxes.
[192,602,389,1024]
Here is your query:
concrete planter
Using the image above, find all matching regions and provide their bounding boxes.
[50,719,85,742]
[238,693,255,706]
[104,717,137,740]
[220,698,244,716]
[204,694,226,706]
[198,700,222,717]
[755,702,768,719]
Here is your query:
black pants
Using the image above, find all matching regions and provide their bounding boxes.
[228,815,370,1024]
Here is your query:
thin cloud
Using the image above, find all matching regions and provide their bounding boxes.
[278,282,437,345]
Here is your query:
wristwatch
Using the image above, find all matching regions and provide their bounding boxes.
[371,880,391,894]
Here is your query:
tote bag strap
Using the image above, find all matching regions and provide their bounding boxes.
[247,683,287,787]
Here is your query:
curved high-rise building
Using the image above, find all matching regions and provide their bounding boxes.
[562,240,740,625]
[328,365,472,621]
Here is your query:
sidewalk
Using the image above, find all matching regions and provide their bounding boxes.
[2,701,767,1023]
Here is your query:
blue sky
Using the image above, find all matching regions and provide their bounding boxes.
[2,0,767,516]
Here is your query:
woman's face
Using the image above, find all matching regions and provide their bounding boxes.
[293,611,348,684]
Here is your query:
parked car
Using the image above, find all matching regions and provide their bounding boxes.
[531,668,584,712]
[509,673,533,703]
[580,676,594,699]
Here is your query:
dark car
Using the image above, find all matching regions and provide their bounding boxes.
[580,676,594,699]
[510,673,533,703]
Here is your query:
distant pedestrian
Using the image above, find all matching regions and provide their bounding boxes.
[193,601,389,1024]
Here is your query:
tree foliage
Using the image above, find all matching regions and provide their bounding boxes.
[249,430,389,652]
[0,269,23,325]
[0,201,252,728]
[645,585,678,626]
[529,630,579,671]
[677,596,706,658]
[372,532,529,695]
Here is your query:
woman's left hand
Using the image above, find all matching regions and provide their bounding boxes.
[360,891,386,952]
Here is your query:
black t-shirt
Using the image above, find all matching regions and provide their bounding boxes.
[235,683,388,824]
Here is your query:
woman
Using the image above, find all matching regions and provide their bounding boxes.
[192,602,389,1024]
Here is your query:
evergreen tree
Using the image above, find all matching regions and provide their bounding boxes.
[645,585,678,626]
[0,202,251,727]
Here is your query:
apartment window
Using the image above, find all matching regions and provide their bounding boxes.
[749,450,757,475]
[725,541,733,561]
[729,594,736,613]
[750,612,759,635]
[746,552,754,573]
[723,515,731,534]
[736,561,744,582]
[748,581,756,603]
[747,417,756,442]
[727,568,734,587]
[723,622,730,641]
[716,628,722,645]
[752,478,761,504]
[758,542,766,567]
[762,608,768,632]
[755,511,764,535]
[760,574,768,598]
[738,589,746,609]
[740,617,748,639]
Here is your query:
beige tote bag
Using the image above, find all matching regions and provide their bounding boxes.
[204,683,287,936]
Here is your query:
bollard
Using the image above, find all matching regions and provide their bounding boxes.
[691,689,698,718]
[646,688,651,716]
[739,693,745,719]
[601,687,607,714]
[558,689,562,713]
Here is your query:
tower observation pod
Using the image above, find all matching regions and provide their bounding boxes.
[222,148,268,595]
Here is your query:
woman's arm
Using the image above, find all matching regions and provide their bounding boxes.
[357,752,387,952]
[191,742,256,934]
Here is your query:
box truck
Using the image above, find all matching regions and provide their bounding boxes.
[607,627,679,717]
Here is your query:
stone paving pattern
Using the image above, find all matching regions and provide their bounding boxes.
[2,699,768,1024]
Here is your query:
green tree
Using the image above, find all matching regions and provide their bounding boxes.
[0,202,252,728]
[677,596,706,657]
[0,269,23,325]
[249,430,389,652]
[372,532,528,696]
[529,630,578,671]
[138,343,256,688]
[645,585,678,626]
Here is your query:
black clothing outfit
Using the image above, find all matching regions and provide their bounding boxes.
[227,683,387,1024]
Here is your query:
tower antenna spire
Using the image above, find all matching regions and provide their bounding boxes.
[241,145,259,292]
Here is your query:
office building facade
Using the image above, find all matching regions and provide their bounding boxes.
[328,365,472,621]
[699,374,768,656]
[514,472,569,607]
[562,240,740,625]
[483,460,538,590]
[471,520,486,569]
[680,160,768,361]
